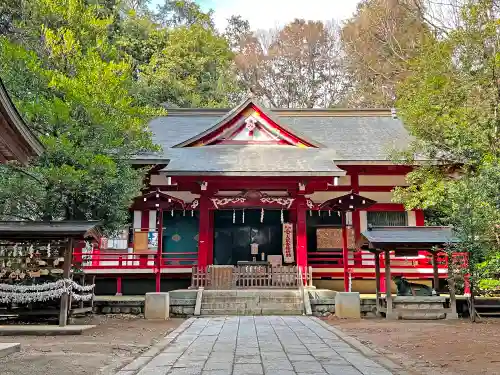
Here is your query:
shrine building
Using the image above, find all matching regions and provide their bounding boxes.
[82,98,448,295]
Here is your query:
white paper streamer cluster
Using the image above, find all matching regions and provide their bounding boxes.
[0,279,95,304]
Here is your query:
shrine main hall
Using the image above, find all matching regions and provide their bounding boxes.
[85,97,445,294]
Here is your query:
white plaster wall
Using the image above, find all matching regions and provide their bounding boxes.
[162,191,199,202]
[133,210,141,231]
[356,191,394,203]
[150,174,171,185]
[306,191,350,203]
[408,211,417,226]
[149,210,157,231]
[359,211,367,233]
[338,175,351,186]
[358,175,408,186]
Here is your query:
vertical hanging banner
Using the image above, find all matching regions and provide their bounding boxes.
[282,223,295,263]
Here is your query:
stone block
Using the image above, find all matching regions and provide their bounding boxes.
[145,292,170,320]
[335,292,360,319]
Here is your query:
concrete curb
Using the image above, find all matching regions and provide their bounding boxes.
[0,325,96,336]
[0,343,20,358]
[312,317,411,375]
[114,318,195,375]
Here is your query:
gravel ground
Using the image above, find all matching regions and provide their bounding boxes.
[326,317,500,375]
[0,315,184,375]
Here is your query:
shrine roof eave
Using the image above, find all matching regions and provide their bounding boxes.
[361,226,459,251]
[159,170,346,177]
[0,79,44,162]
[0,220,101,240]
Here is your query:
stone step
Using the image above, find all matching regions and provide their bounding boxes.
[202,290,300,298]
[200,307,303,316]
[201,308,263,315]
[201,302,249,309]
[201,302,303,310]
[260,308,303,315]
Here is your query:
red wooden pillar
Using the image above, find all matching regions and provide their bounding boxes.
[139,210,149,268]
[155,209,163,292]
[415,209,425,226]
[116,277,122,296]
[351,174,362,266]
[341,212,349,292]
[295,197,308,270]
[198,196,212,267]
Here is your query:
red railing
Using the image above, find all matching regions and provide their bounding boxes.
[308,250,468,279]
[73,248,467,279]
[73,251,198,271]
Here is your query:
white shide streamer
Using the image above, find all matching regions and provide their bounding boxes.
[0,279,95,304]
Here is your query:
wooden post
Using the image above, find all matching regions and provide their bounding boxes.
[432,251,439,293]
[59,238,73,327]
[384,249,395,319]
[341,211,349,292]
[296,197,308,269]
[156,209,163,292]
[374,251,381,315]
[198,196,211,267]
[116,277,122,296]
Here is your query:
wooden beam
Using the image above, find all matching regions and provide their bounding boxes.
[384,249,395,319]
[432,251,439,292]
[374,251,381,316]
[59,238,73,327]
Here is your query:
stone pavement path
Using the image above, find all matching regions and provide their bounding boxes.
[123,316,394,375]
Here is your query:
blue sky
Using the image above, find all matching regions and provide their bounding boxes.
[149,0,359,30]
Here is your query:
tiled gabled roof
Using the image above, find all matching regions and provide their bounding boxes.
[138,99,416,175]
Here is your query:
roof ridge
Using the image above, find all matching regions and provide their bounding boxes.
[161,106,394,117]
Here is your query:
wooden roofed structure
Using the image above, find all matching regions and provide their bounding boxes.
[0,221,100,326]
[0,78,43,164]
[361,226,460,320]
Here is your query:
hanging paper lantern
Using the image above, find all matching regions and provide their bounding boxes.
[260,208,264,223]
[242,209,245,224]
[309,210,312,216]
[233,209,236,224]
[183,210,186,216]
[191,210,194,217]
[171,209,174,217]
[328,210,331,216]
[280,209,284,224]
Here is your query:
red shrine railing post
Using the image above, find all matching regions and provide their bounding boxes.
[341,211,349,292]
[296,196,308,269]
[198,195,211,267]
[155,209,163,292]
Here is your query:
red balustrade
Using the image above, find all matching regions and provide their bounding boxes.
[73,247,467,280]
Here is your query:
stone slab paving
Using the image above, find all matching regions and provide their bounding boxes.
[121,316,395,375]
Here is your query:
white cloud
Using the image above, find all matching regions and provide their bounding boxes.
[205,0,360,31]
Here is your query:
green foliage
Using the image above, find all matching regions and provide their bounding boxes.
[138,24,239,107]
[394,0,500,297]
[477,253,500,295]
[0,0,161,233]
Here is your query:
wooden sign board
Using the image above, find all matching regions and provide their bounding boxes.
[134,231,148,252]
[317,227,355,249]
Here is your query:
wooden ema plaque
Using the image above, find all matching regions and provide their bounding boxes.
[316,227,355,249]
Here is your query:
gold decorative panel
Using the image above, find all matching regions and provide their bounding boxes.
[316,228,355,249]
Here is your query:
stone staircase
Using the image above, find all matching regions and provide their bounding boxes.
[200,289,304,316]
